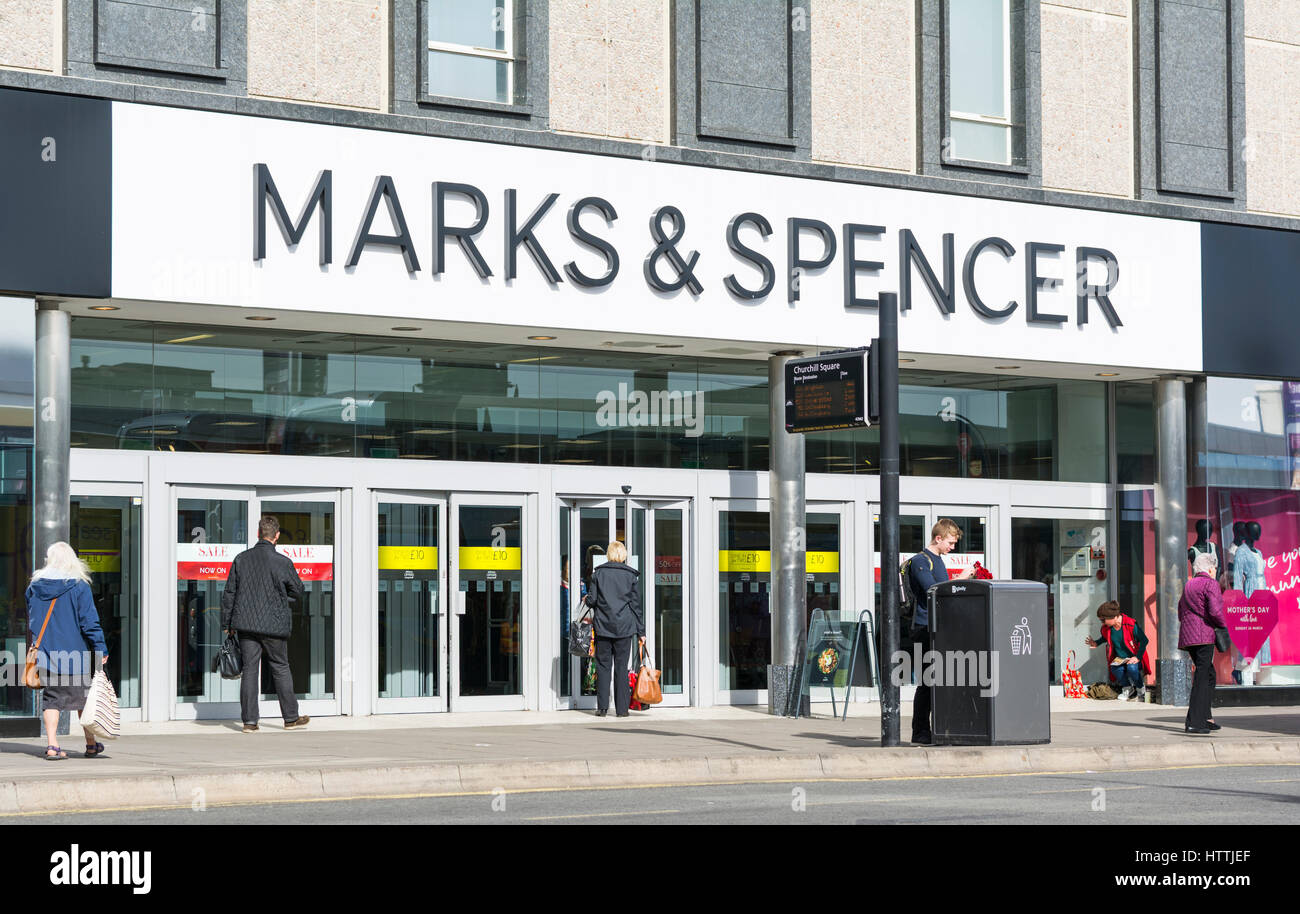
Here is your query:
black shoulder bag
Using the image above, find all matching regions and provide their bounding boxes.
[215,631,243,679]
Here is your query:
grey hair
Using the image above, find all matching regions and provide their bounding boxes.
[30,541,92,585]
[1192,551,1218,575]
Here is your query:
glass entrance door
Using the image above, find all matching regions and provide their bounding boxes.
[69,487,143,712]
[258,492,337,708]
[173,485,340,719]
[373,493,528,713]
[375,495,446,713]
[560,496,691,708]
[561,498,616,708]
[716,502,851,702]
[175,487,248,714]
[451,496,526,711]
[641,500,690,706]
[1011,509,1111,687]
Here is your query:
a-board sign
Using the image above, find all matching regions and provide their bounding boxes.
[784,348,869,433]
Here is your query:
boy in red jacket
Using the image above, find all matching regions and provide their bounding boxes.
[1084,601,1151,701]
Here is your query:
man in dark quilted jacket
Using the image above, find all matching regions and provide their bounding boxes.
[221,516,308,732]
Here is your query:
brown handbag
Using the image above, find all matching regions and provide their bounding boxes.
[634,642,662,706]
[24,598,57,689]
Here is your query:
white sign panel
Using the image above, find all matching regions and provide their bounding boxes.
[112,103,1203,371]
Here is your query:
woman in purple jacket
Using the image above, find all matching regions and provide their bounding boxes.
[1178,551,1229,735]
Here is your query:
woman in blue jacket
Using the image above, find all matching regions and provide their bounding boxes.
[26,542,109,760]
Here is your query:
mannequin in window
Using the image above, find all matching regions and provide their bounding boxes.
[1188,520,1222,580]
[1233,521,1269,682]
[1233,522,1266,597]
[1226,521,1248,581]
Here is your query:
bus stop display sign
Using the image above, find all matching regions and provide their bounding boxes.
[784,348,869,434]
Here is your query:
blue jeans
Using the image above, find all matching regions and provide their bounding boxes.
[1109,661,1143,691]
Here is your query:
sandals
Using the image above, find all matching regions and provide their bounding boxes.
[44,746,67,761]
[84,742,106,758]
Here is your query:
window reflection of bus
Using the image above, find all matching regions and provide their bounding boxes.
[115,395,380,456]
[111,397,1036,475]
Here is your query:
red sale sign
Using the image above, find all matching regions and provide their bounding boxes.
[872,553,987,582]
[177,543,333,581]
[276,544,334,581]
[176,543,240,580]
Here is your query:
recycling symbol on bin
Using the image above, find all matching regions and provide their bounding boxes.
[1010,617,1032,656]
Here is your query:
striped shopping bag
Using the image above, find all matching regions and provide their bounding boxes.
[1063,650,1087,699]
[79,669,121,740]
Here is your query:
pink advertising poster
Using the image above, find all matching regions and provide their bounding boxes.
[1218,489,1300,667]
[1222,590,1280,657]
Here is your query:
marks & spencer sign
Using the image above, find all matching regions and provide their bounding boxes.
[110,103,1203,370]
[252,164,1124,330]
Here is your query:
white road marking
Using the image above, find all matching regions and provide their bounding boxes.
[524,809,680,821]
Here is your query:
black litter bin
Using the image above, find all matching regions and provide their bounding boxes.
[929,579,1050,746]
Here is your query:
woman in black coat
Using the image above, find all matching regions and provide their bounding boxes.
[584,541,645,717]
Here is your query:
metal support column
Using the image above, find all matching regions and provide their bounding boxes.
[878,293,901,746]
[1188,378,1208,490]
[768,351,806,716]
[1155,376,1192,706]
[35,301,71,735]
[34,301,70,567]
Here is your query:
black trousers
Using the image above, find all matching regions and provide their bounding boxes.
[239,634,299,725]
[594,635,633,713]
[1185,643,1216,729]
[911,626,933,740]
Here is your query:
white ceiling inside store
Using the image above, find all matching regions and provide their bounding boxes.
[61,296,1164,382]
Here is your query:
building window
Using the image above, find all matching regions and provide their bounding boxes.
[425,0,514,105]
[1116,381,1156,485]
[946,0,1012,165]
[0,297,34,721]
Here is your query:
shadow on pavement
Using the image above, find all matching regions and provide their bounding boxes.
[1074,717,1190,735]
[1076,715,1300,737]
[604,728,778,752]
[1140,781,1300,806]
[794,732,882,748]
[0,741,63,760]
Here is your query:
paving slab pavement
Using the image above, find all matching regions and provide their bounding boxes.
[2,703,1296,815]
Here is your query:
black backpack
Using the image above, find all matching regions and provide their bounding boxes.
[897,552,934,633]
